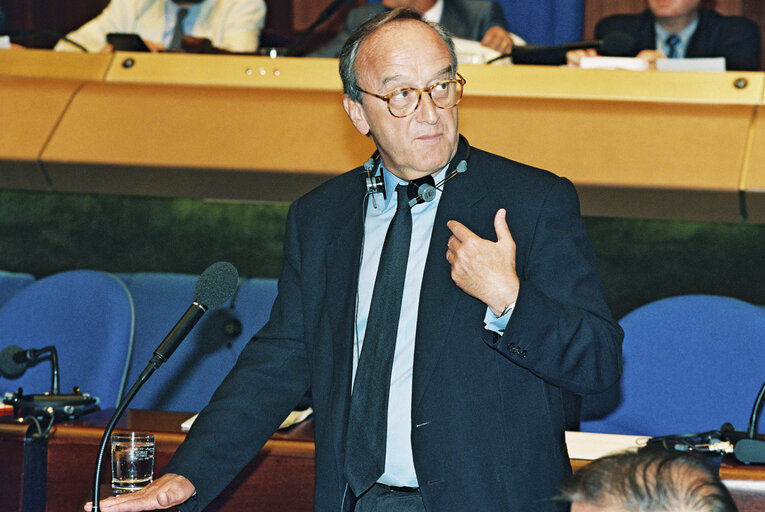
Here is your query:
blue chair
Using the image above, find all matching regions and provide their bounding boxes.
[580,295,765,436]
[0,270,35,308]
[228,277,279,353]
[122,274,279,412]
[0,270,135,409]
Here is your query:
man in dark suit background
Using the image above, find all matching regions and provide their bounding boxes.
[86,7,623,512]
[567,0,760,71]
[308,0,519,57]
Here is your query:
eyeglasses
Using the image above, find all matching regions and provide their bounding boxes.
[359,73,466,118]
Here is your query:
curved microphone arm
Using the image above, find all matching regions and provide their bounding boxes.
[747,379,765,439]
[29,345,60,395]
[91,303,206,511]
[91,360,161,512]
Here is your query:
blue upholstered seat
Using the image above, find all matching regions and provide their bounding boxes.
[0,270,135,409]
[580,295,765,437]
[0,270,35,308]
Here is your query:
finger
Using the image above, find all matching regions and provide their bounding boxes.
[446,219,474,243]
[493,208,513,243]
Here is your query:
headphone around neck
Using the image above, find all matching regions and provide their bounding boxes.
[362,134,471,208]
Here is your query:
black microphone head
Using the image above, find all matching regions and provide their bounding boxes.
[194,262,239,309]
[0,345,26,379]
[600,32,635,57]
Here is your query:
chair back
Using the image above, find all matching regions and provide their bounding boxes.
[0,270,35,308]
[123,274,276,412]
[581,295,765,436]
[0,270,135,409]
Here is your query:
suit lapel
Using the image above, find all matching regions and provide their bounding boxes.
[325,177,367,472]
[412,143,486,413]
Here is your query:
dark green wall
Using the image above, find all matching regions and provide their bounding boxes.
[1,189,763,319]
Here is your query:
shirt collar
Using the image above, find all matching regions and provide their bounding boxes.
[371,163,448,213]
[654,16,699,57]
[423,0,444,24]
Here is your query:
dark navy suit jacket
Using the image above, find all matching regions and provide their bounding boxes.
[166,138,623,511]
[595,9,761,71]
[308,0,509,58]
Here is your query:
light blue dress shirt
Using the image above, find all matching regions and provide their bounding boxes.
[655,17,699,59]
[354,163,512,487]
[163,1,202,48]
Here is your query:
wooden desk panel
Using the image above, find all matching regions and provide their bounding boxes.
[0,418,28,512]
[2,52,765,221]
[743,105,765,223]
[459,96,751,221]
[0,76,85,191]
[40,80,375,200]
[2,410,765,511]
[7,409,315,512]
[0,49,112,81]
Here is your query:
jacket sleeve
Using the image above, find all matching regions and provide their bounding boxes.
[163,199,311,510]
[483,177,623,395]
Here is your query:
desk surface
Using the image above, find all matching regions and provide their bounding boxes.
[2,409,765,512]
[1,50,765,222]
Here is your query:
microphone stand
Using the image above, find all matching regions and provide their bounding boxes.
[91,304,206,512]
[284,0,355,56]
[734,378,765,464]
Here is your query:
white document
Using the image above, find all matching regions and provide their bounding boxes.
[565,431,648,460]
[181,407,314,432]
[656,57,725,72]
[579,56,649,71]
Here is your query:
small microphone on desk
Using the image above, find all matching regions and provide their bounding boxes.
[487,32,635,65]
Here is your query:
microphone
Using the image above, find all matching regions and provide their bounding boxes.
[0,344,60,394]
[90,261,239,512]
[0,345,37,379]
[285,0,357,56]
[151,261,240,366]
[487,32,635,66]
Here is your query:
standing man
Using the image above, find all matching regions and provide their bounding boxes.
[567,0,760,71]
[87,8,623,512]
[308,0,519,57]
[54,0,266,53]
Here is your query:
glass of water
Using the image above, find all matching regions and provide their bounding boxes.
[110,432,155,494]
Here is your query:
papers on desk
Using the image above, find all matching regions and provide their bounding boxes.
[452,35,527,66]
[0,36,10,50]
[181,407,314,432]
[580,56,649,71]
[580,56,726,72]
[565,431,647,460]
[656,57,725,72]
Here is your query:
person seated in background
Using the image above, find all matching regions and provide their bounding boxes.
[54,0,265,54]
[566,0,760,71]
[557,449,739,512]
[308,0,520,58]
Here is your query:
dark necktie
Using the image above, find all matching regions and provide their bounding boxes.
[344,184,412,496]
[665,34,681,58]
[169,8,189,50]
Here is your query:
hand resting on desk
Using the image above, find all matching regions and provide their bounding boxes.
[83,474,195,512]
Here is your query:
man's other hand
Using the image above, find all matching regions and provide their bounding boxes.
[83,473,195,512]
